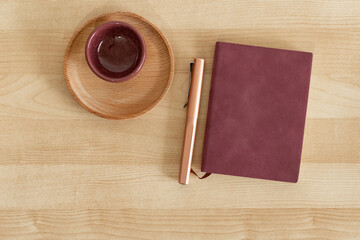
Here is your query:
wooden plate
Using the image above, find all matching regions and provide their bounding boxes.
[64,12,174,119]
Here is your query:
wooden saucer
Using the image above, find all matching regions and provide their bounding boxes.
[64,12,174,119]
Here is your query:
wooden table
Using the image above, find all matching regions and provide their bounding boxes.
[1,1,359,239]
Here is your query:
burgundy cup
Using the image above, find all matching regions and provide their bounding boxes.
[85,21,146,82]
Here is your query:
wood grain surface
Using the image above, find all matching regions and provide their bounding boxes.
[0,0,359,239]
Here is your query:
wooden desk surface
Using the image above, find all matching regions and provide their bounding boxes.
[0,0,359,239]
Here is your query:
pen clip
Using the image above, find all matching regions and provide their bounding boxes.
[183,62,194,108]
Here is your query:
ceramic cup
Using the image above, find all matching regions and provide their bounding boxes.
[85,21,146,82]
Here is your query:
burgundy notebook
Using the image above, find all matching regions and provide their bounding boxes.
[201,42,313,183]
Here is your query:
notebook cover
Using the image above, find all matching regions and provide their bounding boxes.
[201,42,313,183]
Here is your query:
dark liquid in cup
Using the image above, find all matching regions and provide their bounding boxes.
[97,34,139,73]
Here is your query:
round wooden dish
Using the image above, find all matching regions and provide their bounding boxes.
[64,12,174,119]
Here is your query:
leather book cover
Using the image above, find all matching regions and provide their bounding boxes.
[201,42,313,183]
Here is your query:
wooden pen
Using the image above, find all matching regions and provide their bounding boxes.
[179,58,205,184]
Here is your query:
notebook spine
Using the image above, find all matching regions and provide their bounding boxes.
[201,42,222,172]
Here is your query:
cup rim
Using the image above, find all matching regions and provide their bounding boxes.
[85,21,146,82]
